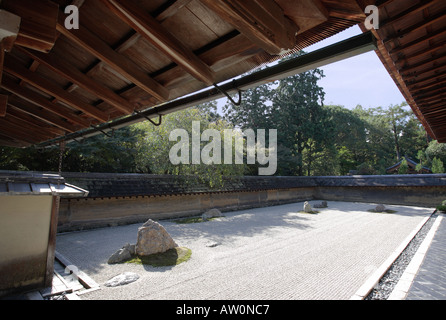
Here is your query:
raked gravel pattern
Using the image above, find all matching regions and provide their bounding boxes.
[55,201,433,300]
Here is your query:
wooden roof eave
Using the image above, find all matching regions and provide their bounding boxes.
[0,0,375,148]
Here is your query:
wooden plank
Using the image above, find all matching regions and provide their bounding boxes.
[156,33,261,89]
[4,55,110,122]
[6,106,66,136]
[0,133,30,147]
[384,11,446,44]
[1,114,56,140]
[6,109,64,137]
[0,94,7,117]
[7,95,78,133]
[100,0,216,86]
[2,0,59,53]
[56,15,170,102]
[1,76,90,128]
[390,27,446,55]
[156,0,193,22]
[199,0,299,55]
[18,47,135,115]
[396,41,446,65]
[380,0,437,29]
[0,117,47,143]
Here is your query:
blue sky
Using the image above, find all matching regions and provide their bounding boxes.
[217,25,406,111]
[305,25,405,110]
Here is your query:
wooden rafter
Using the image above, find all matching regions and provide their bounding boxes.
[1,76,90,128]
[389,27,446,55]
[100,0,216,86]
[1,0,59,53]
[399,55,446,75]
[18,47,135,115]
[199,0,299,55]
[0,116,49,143]
[1,113,56,140]
[396,41,446,66]
[384,11,446,44]
[7,95,77,133]
[3,55,109,122]
[7,106,65,136]
[55,14,170,102]
[380,0,437,29]
[155,0,193,22]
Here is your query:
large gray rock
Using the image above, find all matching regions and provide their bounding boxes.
[104,272,140,287]
[303,201,313,213]
[136,219,178,256]
[108,243,134,264]
[314,201,328,208]
[202,208,222,221]
[375,204,386,212]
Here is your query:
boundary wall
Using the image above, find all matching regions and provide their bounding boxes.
[58,173,446,232]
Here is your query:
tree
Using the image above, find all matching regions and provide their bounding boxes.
[398,158,409,174]
[432,157,445,174]
[426,140,446,165]
[351,105,393,174]
[133,106,247,188]
[63,126,143,173]
[223,52,330,176]
[325,105,369,175]
[387,103,412,161]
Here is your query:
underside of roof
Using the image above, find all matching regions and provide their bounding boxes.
[0,0,445,147]
[361,0,446,142]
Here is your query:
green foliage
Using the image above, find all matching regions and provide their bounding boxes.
[223,52,331,176]
[398,159,409,174]
[431,157,444,174]
[426,141,446,165]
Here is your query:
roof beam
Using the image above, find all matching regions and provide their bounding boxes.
[3,54,109,122]
[2,113,56,140]
[412,78,446,95]
[396,41,446,66]
[399,55,446,76]
[7,95,77,133]
[0,116,48,144]
[380,0,437,29]
[1,0,58,53]
[7,105,66,136]
[155,0,193,22]
[37,32,377,147]
[407,70,446,90]
[199,0,299,55]
[55,15,170,102]
[18,47,135,115]
[384,11,446,44]
[100,0,216,86]
[390,27,446,55]
[1,76,90,128]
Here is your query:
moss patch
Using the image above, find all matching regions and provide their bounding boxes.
[126,247,192,267]
[172,216,222,224]
[368,209,397,214]
[298,210,319,214]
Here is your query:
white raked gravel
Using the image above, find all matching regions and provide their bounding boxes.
[55,201,433,300]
